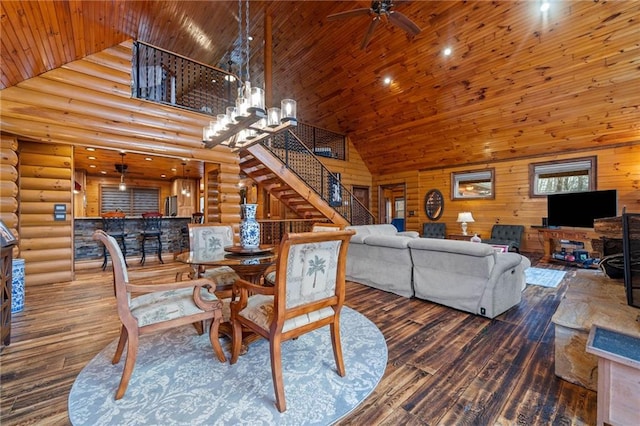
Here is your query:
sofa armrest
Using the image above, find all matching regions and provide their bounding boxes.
[398,231,419,238]
[408,238,495,257]
[476,253,529,317]
[490,252,523,276]
[350,234,368,244]
[363,234,413,248]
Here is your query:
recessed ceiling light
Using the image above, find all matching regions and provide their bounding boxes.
[100,171,107,174]
[86,147,95,151]
[145,157,152,161]
[383,76,392,85]
[160,174,166,178]
[88,156,96,160]
[443,47,452,56]
[540,2,550,13]
[171,167,177,172]
[89,164,96,168]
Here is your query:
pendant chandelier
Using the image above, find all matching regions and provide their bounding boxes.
[180,162,191,198]
[118,152,127,191]
[202,0,297,151]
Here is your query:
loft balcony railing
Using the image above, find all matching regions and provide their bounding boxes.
[261,132,375,226]
[132,41,345,160]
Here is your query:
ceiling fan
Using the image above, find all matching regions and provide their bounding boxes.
[327,0,422,50]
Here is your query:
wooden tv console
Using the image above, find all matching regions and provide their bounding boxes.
[537,227,599,262]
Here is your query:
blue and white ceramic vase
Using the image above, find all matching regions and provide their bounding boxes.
[239,203,260,249]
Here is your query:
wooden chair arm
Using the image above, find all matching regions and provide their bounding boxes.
[230,278,275,315]
[127,265,192,282]
[263,264,276,276]
[233,278,275,296]
[126,278,216,294]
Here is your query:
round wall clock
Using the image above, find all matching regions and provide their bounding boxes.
[424,189,444,221]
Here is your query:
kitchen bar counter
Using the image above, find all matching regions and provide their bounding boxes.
[74,216,191,261]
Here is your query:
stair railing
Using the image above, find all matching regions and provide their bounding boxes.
[261,131,375,225]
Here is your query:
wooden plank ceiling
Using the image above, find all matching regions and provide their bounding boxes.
[1,1,638,175]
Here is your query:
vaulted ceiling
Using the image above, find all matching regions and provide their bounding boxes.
[1,1,638,175]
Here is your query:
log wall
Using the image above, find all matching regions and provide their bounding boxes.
[0,41,245,285]
[18,142,73,285]
[406,144,639,252]
[0,134,20,257]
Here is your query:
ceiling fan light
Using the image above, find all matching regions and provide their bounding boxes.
[119,180,127,191]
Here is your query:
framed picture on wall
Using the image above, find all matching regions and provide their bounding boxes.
[329,173,342,207]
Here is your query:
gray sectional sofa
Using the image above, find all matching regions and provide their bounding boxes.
[344,224,419,298]
[345,224,531,318]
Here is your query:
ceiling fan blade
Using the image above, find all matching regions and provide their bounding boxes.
[361,16,380,50]
[327,8,371,21]
[388,11,421,36]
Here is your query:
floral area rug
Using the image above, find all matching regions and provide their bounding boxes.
[68,306,387,425]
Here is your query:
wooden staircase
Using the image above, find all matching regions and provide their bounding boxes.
[241,144,350,227]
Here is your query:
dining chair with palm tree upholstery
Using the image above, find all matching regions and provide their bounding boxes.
[187,224,240,291]
[93,230,226,400]
[263,222,344,285]
[229,229,355,412]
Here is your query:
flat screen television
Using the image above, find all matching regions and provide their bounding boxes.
[547,189,618,228]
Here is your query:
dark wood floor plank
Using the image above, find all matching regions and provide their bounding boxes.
[0,257,599,425]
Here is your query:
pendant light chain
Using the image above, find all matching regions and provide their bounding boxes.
[244,0,250,83]
[238,0,243,84]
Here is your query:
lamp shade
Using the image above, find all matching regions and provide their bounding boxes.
[456,212,475,223]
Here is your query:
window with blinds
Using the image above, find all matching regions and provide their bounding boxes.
[101,186,160,216]
[529,156,596,197]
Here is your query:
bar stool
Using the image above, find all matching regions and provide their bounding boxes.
[180,212,204,252]
[140,212,163,265]
[101,211,128,270]
[192,212,204,224]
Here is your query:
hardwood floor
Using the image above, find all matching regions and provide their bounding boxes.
[1,256,598,425]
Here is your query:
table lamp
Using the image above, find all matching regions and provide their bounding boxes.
[457,212,475,235]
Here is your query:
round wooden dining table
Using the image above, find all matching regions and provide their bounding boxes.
[175,244,276,291]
